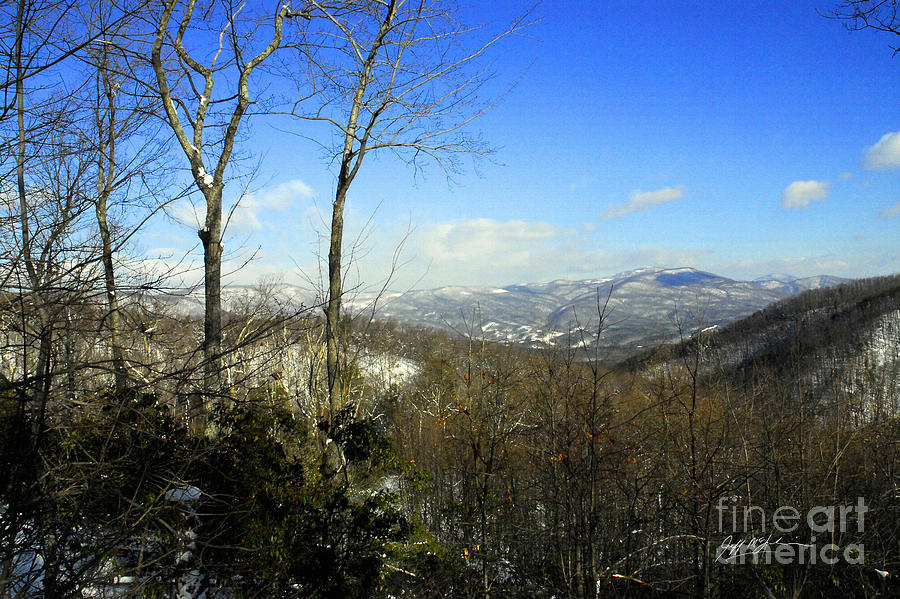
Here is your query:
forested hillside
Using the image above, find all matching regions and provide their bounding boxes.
[626,274,900,418]
[2,273,899,597]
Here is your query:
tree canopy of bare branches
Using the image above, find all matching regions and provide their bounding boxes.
[292,0,534,413]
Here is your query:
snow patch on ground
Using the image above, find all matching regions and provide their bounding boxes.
[165,485,202,504]
[865,309,900,368]
[358,353,420,388]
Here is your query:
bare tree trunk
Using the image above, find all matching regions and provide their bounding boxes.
[94,60,127,390]
[301,0,525,415]
[15,0,52,429]
[325,185,347,414]
[198,200,223,399]
[322,2,397,414]
[96,194,126,390]
[88,9,170,394]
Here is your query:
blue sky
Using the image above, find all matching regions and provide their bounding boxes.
[146,1,900,291]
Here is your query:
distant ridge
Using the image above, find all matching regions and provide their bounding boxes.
[344,267,847,360]
[155,267,849,361]
[624,273,900,410]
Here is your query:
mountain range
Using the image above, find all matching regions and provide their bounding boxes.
[345,267,846,360]
[157,267,847,360]
[152,267,847,362]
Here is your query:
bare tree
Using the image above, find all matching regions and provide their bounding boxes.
[149,0,303,403]
[294,0,533,413]
[0,1,141,117]
[91,56,129,391]
[84,12,171,392]
[3,0,114,425]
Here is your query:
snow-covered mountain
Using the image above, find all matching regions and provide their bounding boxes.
[752,273,847,294]
[344,267,846,359]
[155,267,847,361]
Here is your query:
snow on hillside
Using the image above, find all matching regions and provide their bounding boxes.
[154,268,847,360]
[357,353,420,390]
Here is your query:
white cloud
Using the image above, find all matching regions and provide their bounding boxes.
[863,131,900,170]
[139,255,204,288]
[222,260,293,286]
[168,199,203,227]
[565,246,710,276]
[229,178,314,231]
[725,255,852,279]
[880,201,900,218]
[228,202,262,231]
[260,179,314,210]
[425,218,559,267]
[781,180,828,209]
[619,246,710,268]
[410,218,715,287]
[165,178,315,232]
[410,218,596,286]
[604,186,684,219]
